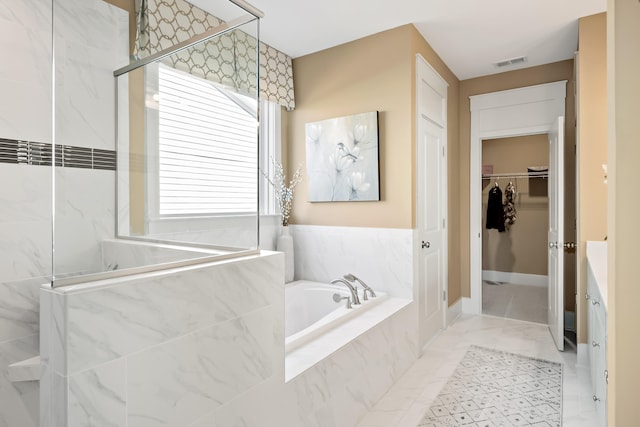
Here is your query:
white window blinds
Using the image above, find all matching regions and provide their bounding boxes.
[158,64,258,216]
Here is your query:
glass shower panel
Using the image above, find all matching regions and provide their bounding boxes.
[52,0,260,286]
[116,20,260,248]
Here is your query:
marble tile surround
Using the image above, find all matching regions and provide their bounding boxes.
[146,215,262,249]
[290,225,413,299]
[41,247,423,427]
[0,165,51,283]
[281,302,418,427]
[54,168,116,277]
[99,239,222,271]
[54,0,129,151]
[41,251,285,427]
[1,0,127,425]
[0,0,51,144]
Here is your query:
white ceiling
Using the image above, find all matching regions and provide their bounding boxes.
[237,0,606,80]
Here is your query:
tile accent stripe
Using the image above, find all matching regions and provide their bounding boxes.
[0,138,116,170]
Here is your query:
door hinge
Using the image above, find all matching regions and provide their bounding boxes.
[443,218,446,228]
[442,146,445,157]
[443,290,447,301]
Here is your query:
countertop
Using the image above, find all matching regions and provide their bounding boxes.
[586,240,607,310]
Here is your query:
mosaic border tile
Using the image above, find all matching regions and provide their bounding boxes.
[0,138,116,170]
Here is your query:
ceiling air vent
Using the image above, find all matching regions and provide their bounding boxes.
[493,56,527,68]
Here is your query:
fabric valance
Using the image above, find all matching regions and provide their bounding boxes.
[135,0,295,110]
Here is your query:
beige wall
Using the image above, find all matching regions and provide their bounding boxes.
[285,24,462,305]
[481,135,549,276]
[576,13,607,344]
[458,61,576,314]
[410,27,461,305]
[287,25,414,229]
[607,1,640,425]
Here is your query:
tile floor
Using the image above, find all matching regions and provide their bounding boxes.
[356,314,597,427]
[482,281,547,324]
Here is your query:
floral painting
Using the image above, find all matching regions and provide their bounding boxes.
[305,111,380,202]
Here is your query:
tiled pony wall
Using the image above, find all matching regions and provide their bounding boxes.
[0,0,128,425]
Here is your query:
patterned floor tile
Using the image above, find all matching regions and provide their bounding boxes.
[417,346,562,427]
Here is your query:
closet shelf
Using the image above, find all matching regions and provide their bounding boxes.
[482,172,548,179]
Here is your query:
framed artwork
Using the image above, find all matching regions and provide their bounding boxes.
[304,111,380,202]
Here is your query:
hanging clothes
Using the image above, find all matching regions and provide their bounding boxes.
[486,184,505,232]
[503,181,517,230]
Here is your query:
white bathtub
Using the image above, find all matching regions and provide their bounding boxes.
[284,280,387,352]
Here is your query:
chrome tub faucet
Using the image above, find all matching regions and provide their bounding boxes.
[344,273,376,300]
[331,278,361,305]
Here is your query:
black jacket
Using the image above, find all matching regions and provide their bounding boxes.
[486,185,505,232]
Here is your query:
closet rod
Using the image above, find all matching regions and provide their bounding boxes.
[482,172,548,179]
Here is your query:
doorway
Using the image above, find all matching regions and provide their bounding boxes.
[469,81,568,351]
[481,134,549,324]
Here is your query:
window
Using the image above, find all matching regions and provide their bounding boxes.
[157,64,259,216]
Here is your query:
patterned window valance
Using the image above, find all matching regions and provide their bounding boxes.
[134,0,295,110]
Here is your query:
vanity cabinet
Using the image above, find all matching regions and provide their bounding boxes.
[587,241,607,427]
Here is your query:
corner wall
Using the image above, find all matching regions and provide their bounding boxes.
[607,0,640,424]
[286,24,462,305]
[287,25,415,229]
[576,13,607,344]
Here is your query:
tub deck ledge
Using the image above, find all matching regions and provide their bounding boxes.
[285,297,412,382]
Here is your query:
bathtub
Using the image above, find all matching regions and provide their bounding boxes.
[285,280,387,352]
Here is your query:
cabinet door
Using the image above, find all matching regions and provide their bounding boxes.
[587,282,597,395]
[593,306,607,425]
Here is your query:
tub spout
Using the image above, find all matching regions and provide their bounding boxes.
[330,278,361,305]
[344,273,376,300]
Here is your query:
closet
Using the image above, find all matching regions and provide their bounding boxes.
[481,134,549,324]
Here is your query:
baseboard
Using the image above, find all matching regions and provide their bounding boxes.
[448,298,462,325]
[577,343,590,368]
[482,270,548,287]
[462,297,478,315]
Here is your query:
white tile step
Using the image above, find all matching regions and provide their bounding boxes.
[8,355,40,382]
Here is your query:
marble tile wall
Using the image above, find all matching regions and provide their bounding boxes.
[53,0,128,277]
[1,0,127,424]
[53,0,129,151]
[99,239,219,271]
[290,225,414,298]
[0,0,51,421]
[54,168,116,276]
[147,215,261,249]
[41,251,285,427]
[281,303,418,427]
[0,0,51,144]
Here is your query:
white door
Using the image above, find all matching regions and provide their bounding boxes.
[416,55,447,348]
[548,116,565,351]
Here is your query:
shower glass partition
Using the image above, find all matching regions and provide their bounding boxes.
[52,0,262,287]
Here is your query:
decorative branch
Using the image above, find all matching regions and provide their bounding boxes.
[263,157,303,226]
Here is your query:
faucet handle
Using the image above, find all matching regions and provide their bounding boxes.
[333,293,352,309]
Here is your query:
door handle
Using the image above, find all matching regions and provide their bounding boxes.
[421,241,430,249]
[548,242,558,249]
